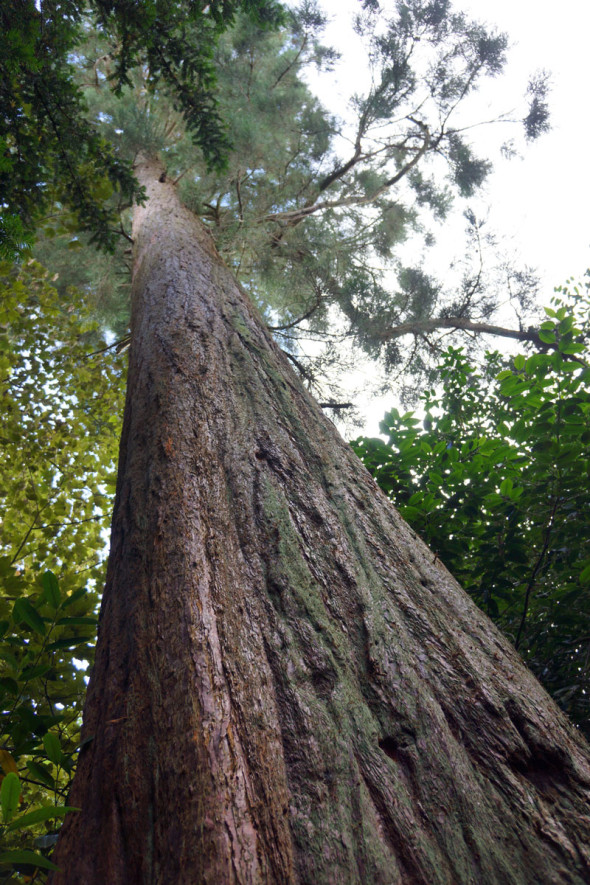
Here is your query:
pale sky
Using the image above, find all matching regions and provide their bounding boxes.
[306,0,590,433]
[314,0,590,289]
[455,0,590,288]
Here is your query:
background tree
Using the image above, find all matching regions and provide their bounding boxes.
[354,277,590,735]
[0,261,123,877]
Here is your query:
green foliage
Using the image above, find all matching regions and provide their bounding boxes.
[34,6,338,333]
[0,1,139,255]
[188,0,543,390]
[0,261,124,877]
[91,0,284,168]
[524,71,551,141]
[354,279,590,735]
[0,0,284,258]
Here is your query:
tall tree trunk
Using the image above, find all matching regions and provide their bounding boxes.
[52,156,590,884]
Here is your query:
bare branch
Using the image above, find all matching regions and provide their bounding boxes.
[86,334,131,358]
[283,349,315,384]
[268,291,322,331]
[272,36,308,90]
[376,317,544,346]
[375,316,590,366]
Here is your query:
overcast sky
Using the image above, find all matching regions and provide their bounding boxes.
[454,0,590,288]
[304,0,590,432]
[312,0,590,290]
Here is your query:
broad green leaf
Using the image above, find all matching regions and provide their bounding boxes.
[0,650,19,671]
[0,677,19,696]
[0,849,59,871]
[560,341,585,355]
[43,732,63,766]
[62,586,89,608]
[500,478,513,496]
[13,598,46,635]
[26,760,55,789]
[21,663,53,681]
[46,637,93,651]
[0,557,14,577]
[7,804,80,831]
[525,354,546,374]
[401,506,425,521]
[42,570,61,608]
[0,772,21,822]
[559,316,574,333]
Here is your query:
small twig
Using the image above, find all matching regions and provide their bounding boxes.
[283,350,314,383]
[31,516,101,530]
[268,292,322,332]
[86,335,131,358]
[272,35,308,89]
[116,222,133,244]
[172,165,195,186]
[515,496,560,651]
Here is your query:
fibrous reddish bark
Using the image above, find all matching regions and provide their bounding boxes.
[52,157,590,884]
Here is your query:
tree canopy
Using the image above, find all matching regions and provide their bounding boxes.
[4,0,551,396]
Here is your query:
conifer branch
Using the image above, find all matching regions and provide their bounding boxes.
[264,123,430,228]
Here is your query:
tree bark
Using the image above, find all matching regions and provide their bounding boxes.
[52,156,590,885]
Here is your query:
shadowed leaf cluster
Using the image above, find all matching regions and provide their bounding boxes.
[355,278,590,735]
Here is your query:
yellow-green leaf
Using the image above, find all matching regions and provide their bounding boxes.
[0,750,18,776]
[42,570,60,608]
[0,772,20,822]
[7,804,79,832]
